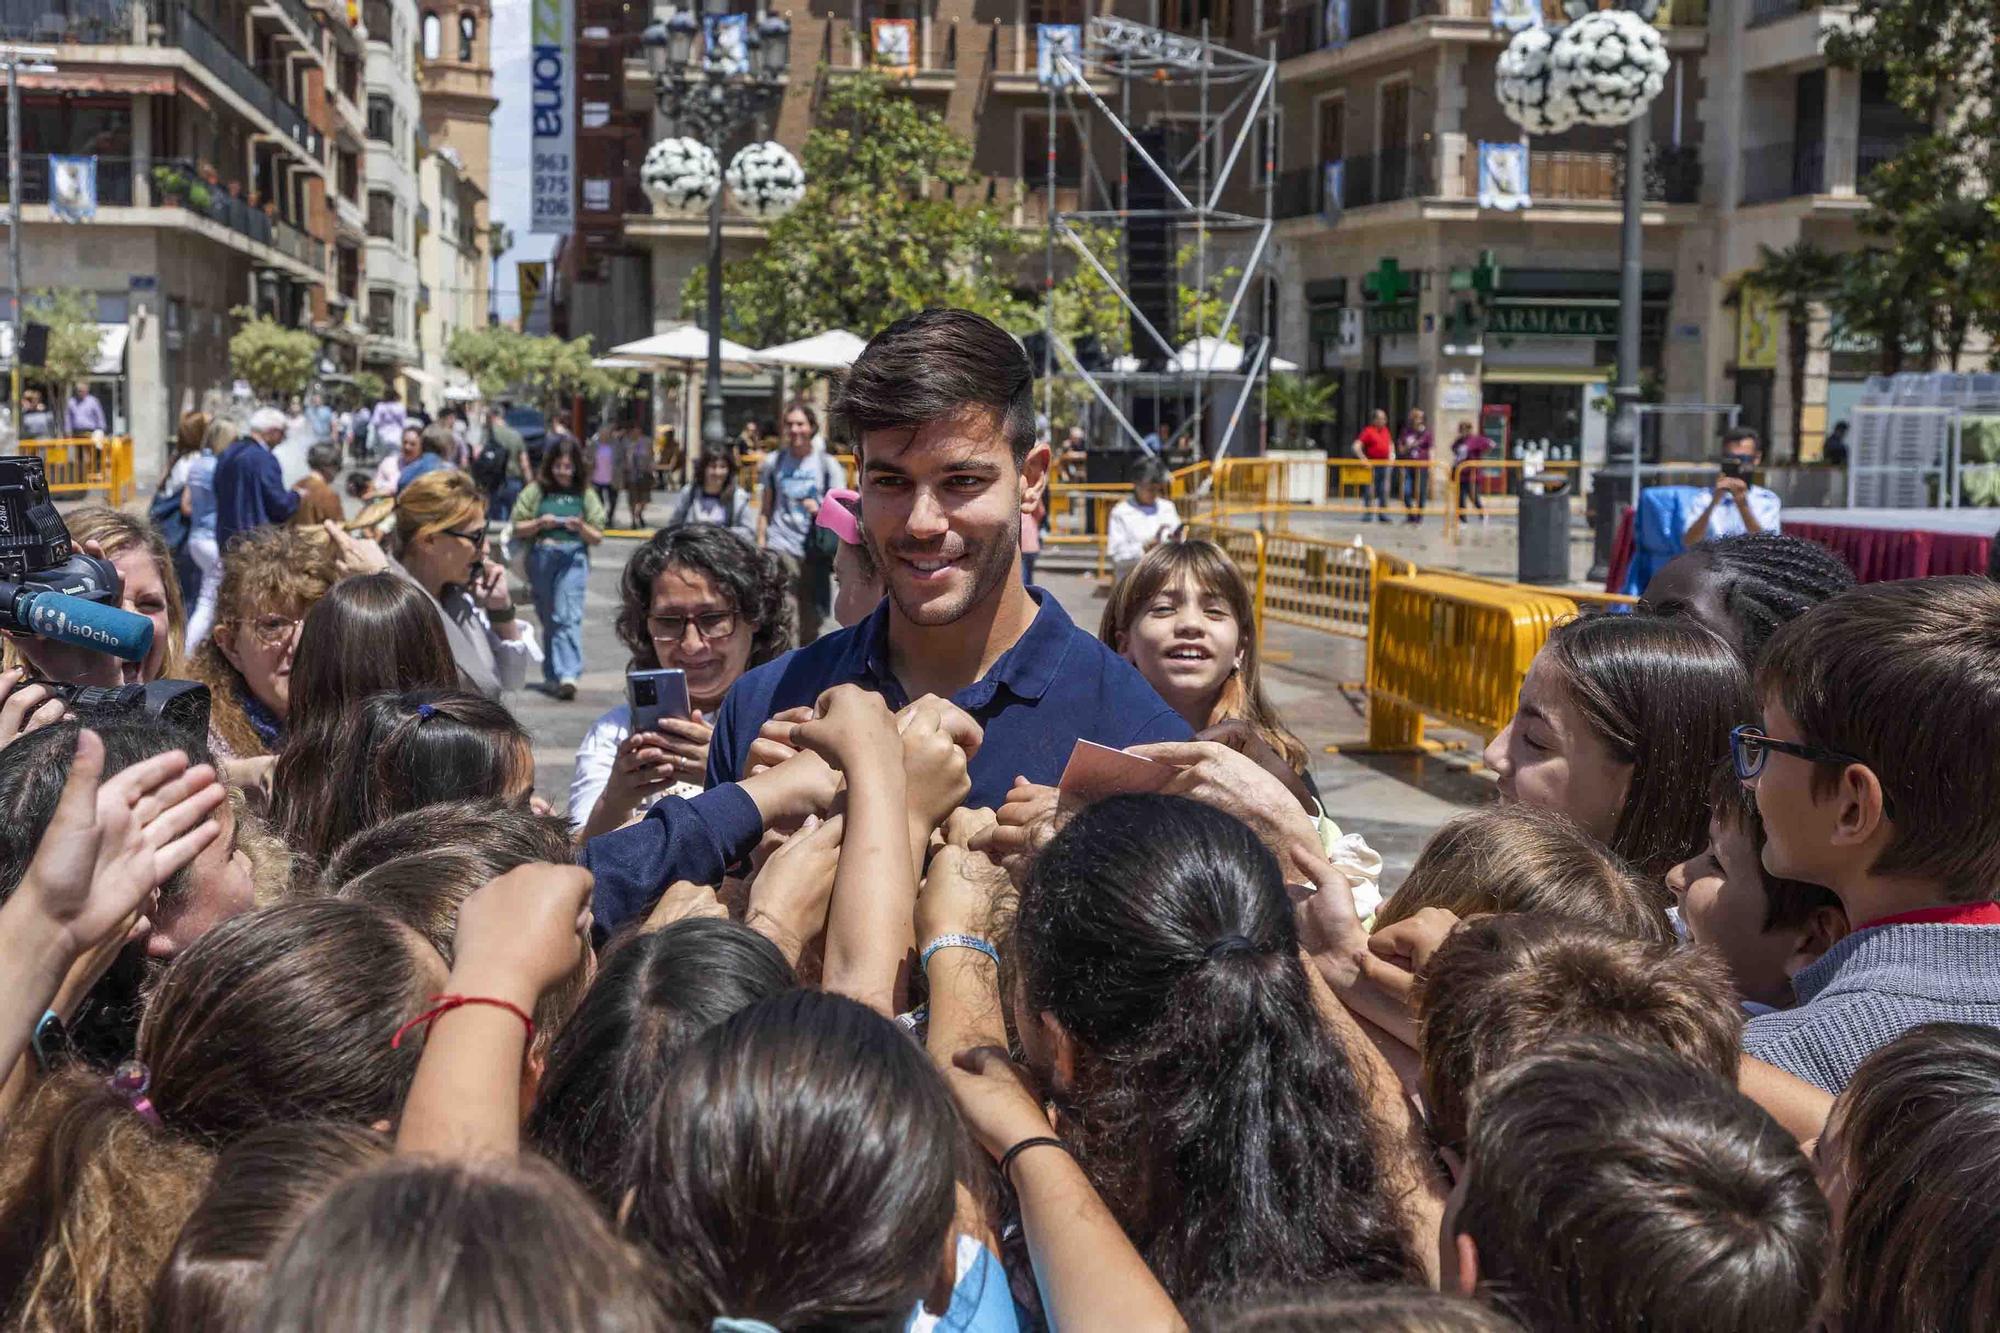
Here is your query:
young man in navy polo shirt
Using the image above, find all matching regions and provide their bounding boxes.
[704,307,1191,808]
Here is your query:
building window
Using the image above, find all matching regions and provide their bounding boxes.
[337,149,360,202]
[1253,108,1282,186]
[583,178,613,212]
[459,11,476,61]
[1318,96,1344,163]
[367,191,397,239]
[337,244,361,301]
[582,101,611,129]
[366,95,394,142]
[1020,113,1082,187]
[367,288,397,336]
[422,10,442,59]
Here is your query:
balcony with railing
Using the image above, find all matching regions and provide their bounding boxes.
[1740,140,1823,203]
[0,154,136,207]
[362,0,393,43]
[1748,0,1803,24]
[1459,143,1701,204]
[824,12,958,83]
[255,0,323,49]
[0,0,131,42]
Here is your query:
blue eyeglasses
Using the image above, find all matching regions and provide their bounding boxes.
[1729,724,1865,782]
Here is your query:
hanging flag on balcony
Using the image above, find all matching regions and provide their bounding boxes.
[1323,0,1348,47]
[1037,24,1082,87]
[706,14,751,75]
[49,157,97,223]
[1320,159,1343,226]
[1477,142,1532,211]
[870,18,916,74]
[1490,0,1543,30]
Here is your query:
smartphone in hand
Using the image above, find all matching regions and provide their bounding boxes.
[1719,458,1744,481]
[628,668,691,734]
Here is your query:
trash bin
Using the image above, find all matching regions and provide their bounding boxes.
[1518,477,1571,585]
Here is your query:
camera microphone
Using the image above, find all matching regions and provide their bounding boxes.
[2,585,155,662]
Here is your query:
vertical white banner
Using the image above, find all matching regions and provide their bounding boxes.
[530,0,574,233]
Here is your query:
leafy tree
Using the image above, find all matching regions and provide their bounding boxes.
[1743,241,1838,461]
[684,71,1030,346]
[351,370,387,407]
[24,288,102,400]
[227,308,319,401]
[1265,374,1339,449]
[445,326,636,415]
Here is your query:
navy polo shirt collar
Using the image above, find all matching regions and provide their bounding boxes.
[842,590,1073,711]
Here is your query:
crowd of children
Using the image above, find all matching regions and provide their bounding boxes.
[1,307,1998,1333]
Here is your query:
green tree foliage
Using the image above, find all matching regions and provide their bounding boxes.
[227,308,319,401]
[351,370,387,407]
[1825,0,2000,370]
[446,326,636,412]
[685,71,1029,345]
[25,288,103,399]
[1265,374,1339,448]
[1743,241,1840,460]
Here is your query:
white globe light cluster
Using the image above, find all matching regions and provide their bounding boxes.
[1496,7,1669,135]
[724,140,806,219]
[641,136,721,214]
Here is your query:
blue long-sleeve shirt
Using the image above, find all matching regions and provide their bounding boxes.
[582,783,767,937]
[213,438,300,550]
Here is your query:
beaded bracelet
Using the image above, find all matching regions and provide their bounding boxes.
[919,933,999,972]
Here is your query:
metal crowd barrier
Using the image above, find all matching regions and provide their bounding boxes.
[1209,456,1460,525]
[1441,458,1584,537]
[20,436,133,506]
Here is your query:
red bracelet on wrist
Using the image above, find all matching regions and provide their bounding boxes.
[390,993,536,1049]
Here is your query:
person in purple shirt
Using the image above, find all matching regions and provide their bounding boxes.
[1398,407,1434,524]
[584,308,1190,933]
[369,392,407,457]
[64,381,107,435]
[213,406,301,550]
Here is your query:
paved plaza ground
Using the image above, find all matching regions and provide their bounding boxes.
[510,505,1575,893]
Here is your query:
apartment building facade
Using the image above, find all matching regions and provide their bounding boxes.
[0,0,350,473]
[1265,0,1927,464]
[362,0,425,390]
[417,0,496,388]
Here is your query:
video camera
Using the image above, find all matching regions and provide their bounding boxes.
[0,455,157,663]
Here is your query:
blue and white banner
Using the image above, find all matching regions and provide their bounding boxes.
[1477,141,1532,211]
[1320,159,1343,225]
[705,13,749,74]
[1490,0,1543,29]
[1036,24,1081,87]
[529,0,573,232]
[1323,0,1348,47]
[49,156,96,222]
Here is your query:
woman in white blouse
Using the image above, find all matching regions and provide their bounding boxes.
[569,523,794,840]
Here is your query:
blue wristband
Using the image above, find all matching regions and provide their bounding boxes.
[920,933,999,972]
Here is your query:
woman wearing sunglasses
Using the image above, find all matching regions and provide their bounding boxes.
[1483,613,1753,882]
[388,467,541,701]
[569,523,794,841]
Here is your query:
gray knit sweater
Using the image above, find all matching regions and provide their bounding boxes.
[1742,923,2000,1094]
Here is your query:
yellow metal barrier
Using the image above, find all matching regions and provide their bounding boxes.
[1366,572,1583,749]
[1210,457,1458,525]
[1442,459,1583,538]
[20,436,133,506]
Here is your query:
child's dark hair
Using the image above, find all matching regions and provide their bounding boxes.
[1014,794,1420,1302]
[280,571,459,746]
[1376,805,1671,943]
[254,1156,667,1332]
[1828,1022,2000,1332]
[1540,614,1755,877]
[150,1122,389,1333]
[271,689,532,867]
[625,989,963,1331]
[0,901,433,1332]
[1654,532,1855,665]
[1456,1036,1827,1333]
[1758,576,2000,895]
[1704,766,1843,933]
[525,919,794,1210]
[1415,914,1743,1152]
[1191,1285,1523,1332]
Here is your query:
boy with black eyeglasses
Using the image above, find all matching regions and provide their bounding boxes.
[1733,575,2000,1092]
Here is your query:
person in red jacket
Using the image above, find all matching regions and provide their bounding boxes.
[1351,408,1394,525]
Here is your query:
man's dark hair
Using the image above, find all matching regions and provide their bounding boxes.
[1757,576,2000,896]
[1457,1036,1828,1333]
[834,308,1037,464]
[1722,425,1760,451]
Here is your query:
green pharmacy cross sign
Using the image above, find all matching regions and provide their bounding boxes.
[1363,257,1414,305]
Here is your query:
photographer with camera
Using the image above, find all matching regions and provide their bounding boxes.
[1682,425,1782,548]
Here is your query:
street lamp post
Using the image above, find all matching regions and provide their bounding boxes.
[642,5,789,451]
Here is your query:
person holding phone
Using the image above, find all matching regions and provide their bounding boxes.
[568,524,793,841]
[511,436,606,701]
[1683,426,1782,547]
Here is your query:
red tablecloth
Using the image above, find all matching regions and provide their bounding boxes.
[1604,511,1994,592]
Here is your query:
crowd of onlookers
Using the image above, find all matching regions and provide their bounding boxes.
[0,307,1997,1333]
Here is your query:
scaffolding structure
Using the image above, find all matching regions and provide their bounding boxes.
[1038,17,1276,463]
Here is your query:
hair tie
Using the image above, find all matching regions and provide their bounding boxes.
[415,703,437,720]
[711,1320,782,1333]
[107,1060,162,1126]
[1203,934,1259,961]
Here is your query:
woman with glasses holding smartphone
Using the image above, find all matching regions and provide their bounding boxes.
[387,467,541,701]
[568,524,793,841]
[511,435,607,701]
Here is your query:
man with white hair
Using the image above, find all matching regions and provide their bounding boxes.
[213,404,302,550]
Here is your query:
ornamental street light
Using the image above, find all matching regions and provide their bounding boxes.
[642,5,790,451]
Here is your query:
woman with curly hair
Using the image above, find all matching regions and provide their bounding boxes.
[187,525,341,764]
[568,523,793,840]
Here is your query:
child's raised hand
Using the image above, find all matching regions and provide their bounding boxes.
[897,696,981,832]
[916,844,1006,945]
[450,863,594,1007]
[787,684,900,772]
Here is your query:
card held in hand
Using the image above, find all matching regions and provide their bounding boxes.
[1057,739,1182,804]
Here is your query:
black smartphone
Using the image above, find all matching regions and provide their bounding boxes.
[1719,458,1744,481]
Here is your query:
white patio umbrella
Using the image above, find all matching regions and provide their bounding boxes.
[749,328,867,372]
[1174,335,1300,374]
[607,324,763,373]
[590,356,662,371]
